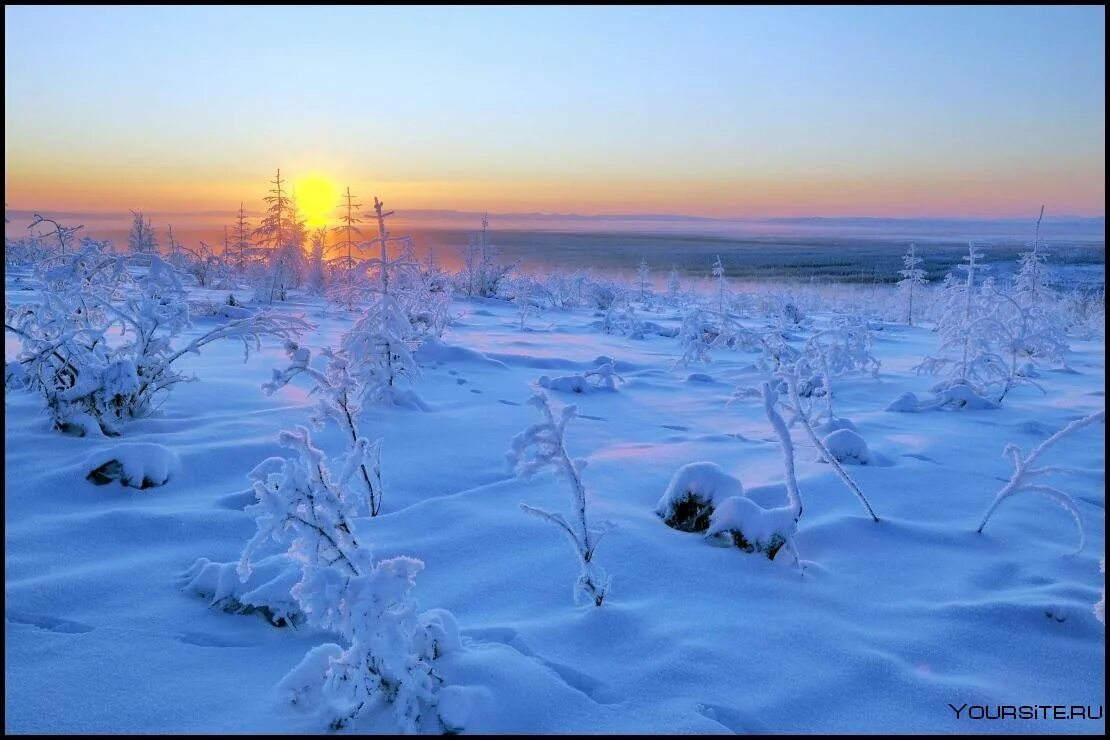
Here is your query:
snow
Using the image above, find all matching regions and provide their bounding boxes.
[818,428,872,465]
[654,461,745,532]
[83,442,181,489]
[4,278,1105,733]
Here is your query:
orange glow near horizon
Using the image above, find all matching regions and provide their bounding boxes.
[4,170,1106,222]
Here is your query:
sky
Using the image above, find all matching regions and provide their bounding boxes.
[4,5,1106,221]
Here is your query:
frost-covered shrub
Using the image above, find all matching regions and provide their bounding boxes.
[537,362,622,394]
[706,383,805,563]
[818,428,870,465]
[238,427,458,732]
[263,342,385,515]
[341,294,428,410]
[84,442,180,488]
[455,214,516,298]
[705,496,796,559]
[912,244,1044,403]
[655,462,743,532]
[509,392,610,606]
[585,278,626,312]
[976,409,1103,551]
[4,242,309,436]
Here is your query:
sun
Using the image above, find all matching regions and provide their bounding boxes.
[293,174,339,227]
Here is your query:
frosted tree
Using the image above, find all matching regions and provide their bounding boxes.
[457,213,516,298]
[331,186,364,271]
[711,254,728,313]
[341,293,427,410]
[914,243,1004,400]
[976,409,1103,551]
[126,210,158,255]
[29,213,85,258]
[667,266,682,305]
[238,426,457,732]
[5,241,310,436]
[897,242,927,326]
[262,341,384,516]
[165,224,185,266]
[636,258,651,302]
[229,204,254,271]
[1014,205,1048,307]
[252,168,305,303]
[509,391,610,606]
[306,227,328,295]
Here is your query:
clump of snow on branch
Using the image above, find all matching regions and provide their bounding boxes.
[655,462,744,533]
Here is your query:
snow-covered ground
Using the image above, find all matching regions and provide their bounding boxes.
[5,285,1105,733]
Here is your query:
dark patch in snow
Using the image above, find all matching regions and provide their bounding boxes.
[498,399,521,406]
[662,424,689,431]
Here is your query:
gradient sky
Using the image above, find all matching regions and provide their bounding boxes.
[4,5,1105,219]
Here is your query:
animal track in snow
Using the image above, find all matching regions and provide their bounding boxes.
[6,610,94,634]
[462,626,622,704]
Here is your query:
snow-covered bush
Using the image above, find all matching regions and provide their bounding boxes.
[4,242,309,436]
[456,214,516,298]
[538,361,622,394]
[976,409,1104,551]
[585,277,626,312]
[701,383,804,564]
[84,442,180,489]
[508,391,610,606]
[818,428,871,465]
[341,294,428,410]
[238,426,457,732]
[914,244,1010,400]
[655,461,744,532]
[263,341,385,515]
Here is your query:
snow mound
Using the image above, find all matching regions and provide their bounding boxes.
[181,554,300,626]
[885,391,920,412]
[819,428,871,465]
[705,496,796,559]
[415,338,508,368]
[84,443,180,489]
[816,416,859,435]
[685,372,715,384]
[655,462,744,533]
[933,382,1000,410]
[537,362,621,394]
